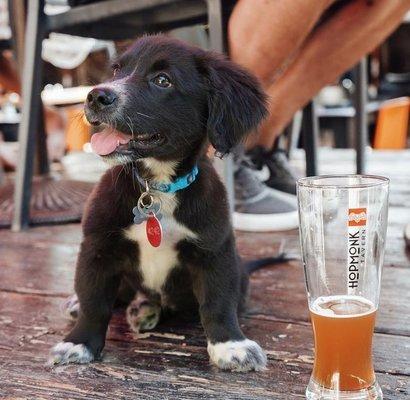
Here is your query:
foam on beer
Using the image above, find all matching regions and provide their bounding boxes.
[310,295,376,318]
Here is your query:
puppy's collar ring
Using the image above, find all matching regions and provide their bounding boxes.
[132,165,199,248]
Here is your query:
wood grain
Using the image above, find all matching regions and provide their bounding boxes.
[0,292,409,399]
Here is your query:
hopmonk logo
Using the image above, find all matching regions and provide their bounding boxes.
[347,207,367,289]
[348,208,367,227]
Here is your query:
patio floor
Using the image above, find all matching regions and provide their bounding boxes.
[0,149,409,399]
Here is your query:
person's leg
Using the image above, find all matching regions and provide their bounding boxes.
[256,0,410,149]
[229,0,335,84]
[228,0,338,206]
[0,51,20,93]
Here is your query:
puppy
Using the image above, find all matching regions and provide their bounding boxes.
[50,35,268,372]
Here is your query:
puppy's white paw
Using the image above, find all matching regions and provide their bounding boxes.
[49,342,94,366]
[207,339,267,372]
[60,294,80,320]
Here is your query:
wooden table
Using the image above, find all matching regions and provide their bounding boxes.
[0,149,409,399]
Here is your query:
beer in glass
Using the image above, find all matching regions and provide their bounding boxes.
[297,175,389,399]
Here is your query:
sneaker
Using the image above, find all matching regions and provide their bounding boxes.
[247,146,298,195]
[233,157,299,232]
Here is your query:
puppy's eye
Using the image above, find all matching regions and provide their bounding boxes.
[112,64,120,77]
[152,73,172,88]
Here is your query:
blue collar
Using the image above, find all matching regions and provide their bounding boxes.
[134,165,199,193]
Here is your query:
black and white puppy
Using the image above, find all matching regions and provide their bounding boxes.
[50,35,268,372]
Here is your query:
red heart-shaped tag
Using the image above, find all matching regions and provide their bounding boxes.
[146,213,162,247]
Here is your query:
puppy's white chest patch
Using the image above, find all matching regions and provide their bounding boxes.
[124,215,196,293]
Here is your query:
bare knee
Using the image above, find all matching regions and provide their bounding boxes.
[228,0,339,82]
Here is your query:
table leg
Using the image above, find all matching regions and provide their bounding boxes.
[12,0,46,231]
[354,57,368,174]
[206,0,234,211]
[303,100,319,177]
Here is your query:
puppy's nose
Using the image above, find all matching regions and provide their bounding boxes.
[86,88,117,109]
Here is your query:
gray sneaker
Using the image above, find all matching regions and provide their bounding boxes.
[247,146,298,195]
[233,158,299,232]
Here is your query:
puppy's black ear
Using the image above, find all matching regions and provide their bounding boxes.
[203,54,268,155]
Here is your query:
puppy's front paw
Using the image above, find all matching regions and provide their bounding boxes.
[207,339,267,372]
[49,342,94,366]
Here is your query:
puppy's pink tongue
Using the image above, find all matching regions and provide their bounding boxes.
[90,129,131,156]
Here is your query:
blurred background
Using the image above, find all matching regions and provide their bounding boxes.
[0,0,409,231]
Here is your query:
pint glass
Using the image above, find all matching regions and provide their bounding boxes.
[297,175,389,400]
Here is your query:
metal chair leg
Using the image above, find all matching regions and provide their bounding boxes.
[35,110,49,175]
[9,0,49,176]
[354,57,368,174]
[12,0,46,231]
[206,0,234,211]
[206,0,225,53]
[303,100,319,177]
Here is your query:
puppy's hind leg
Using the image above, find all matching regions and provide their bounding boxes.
[126,292,161,333]
[60,278,135,322]
[61,294,80,320]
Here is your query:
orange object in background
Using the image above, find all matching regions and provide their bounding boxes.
[65,105,91,151]
[374,97,410,149]
[310,296,377,391]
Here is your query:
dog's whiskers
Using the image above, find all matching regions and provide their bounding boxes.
[135,111,154,120]
[125,115,135,140]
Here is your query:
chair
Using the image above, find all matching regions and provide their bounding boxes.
[373,97,410,149]
[2,0,229,230]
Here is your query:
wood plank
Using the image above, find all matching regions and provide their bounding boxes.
[0,240,77,296]
[0,223,81,245]
[0,292,409,399]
